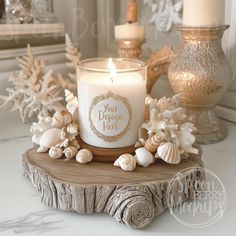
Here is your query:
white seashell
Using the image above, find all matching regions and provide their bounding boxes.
[67,123,79,135]
[157,142,181,164]
[67,123,79,141]
[64,146,78,160]
[37,146,49,153]
[30,117,53,145]
[70,139,80,150]
[65,89,79,123]
[76,149,93,164]
[135,148,155,167]
[114,154,136,172]
[49,146,63,159]
[52,110,73,128]
[40,128,61,148]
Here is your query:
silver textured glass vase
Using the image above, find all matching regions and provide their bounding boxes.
[168,26,233,144]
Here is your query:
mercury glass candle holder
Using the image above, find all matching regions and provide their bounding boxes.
[117,40,144,59]
[168,26,233,144]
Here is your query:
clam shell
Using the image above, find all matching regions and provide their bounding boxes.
[40,128,61,148]
[135,147,155,167]
[157,142,181,164]
[49,146,63,159]
[145,134,163,153]
[114,154,136,172]
[76,149,93,164]
[52,110,73,128]
[64,146,78,160]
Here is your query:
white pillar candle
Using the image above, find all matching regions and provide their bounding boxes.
[183,0,225,27]
[115,23,144,41]
[77,58,146,148]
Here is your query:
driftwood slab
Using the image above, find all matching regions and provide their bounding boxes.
[22,147,204,229]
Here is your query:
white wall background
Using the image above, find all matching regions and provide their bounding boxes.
[0,0,235,122]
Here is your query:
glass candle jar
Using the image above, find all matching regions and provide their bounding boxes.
[77,58,147,148]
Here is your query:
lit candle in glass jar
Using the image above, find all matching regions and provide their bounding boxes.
[77,58,146,148]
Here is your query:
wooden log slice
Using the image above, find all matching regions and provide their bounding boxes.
[22,147,204,229]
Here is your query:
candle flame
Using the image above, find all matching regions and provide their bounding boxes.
[108,58,116,83]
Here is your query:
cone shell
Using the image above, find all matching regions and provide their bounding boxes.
[145,135,163,153]
[76,149,93,164]
[49,146,63,159]
[52,110,73,128]
[157,142,181,164]
[64,146,78,160]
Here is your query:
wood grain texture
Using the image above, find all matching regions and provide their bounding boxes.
[22,147,204,229]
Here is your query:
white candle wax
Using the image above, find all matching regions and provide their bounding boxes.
[115,22,144,41]
[78,71,146,148]
[183,0,225,27]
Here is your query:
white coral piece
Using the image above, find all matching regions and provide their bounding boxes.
[58,34,81,92]
[0,45,65,122]
[141,94,198,162]
[30,117,53,145]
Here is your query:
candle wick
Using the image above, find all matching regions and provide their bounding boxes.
[110,77,114,84]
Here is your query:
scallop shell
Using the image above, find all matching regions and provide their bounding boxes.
[135,147,155,167]
[52,110,73,128]
[49,146,63,159]
[40,128,61,148]
[70,139,80,150]
[157,142,181,164]
[76,149,93,164]
[114,154,136,172]
[145,134,163,153]
[64,146,78,160]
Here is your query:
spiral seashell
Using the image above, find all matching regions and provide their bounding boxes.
[135,147,155,167]
[114,154,136,172]
[49,146,63,159]
[37,146,49,153]
[76,149,93,164]
[63,146,78,160]
[70,139,80,149]
[52,110,73,128]
[156,142,181,164]
[40,128,61,149]
[145,134,163,153]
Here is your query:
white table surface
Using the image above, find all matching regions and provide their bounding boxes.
[0,110,236,236]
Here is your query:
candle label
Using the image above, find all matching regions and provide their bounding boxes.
[89,91,132,142]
